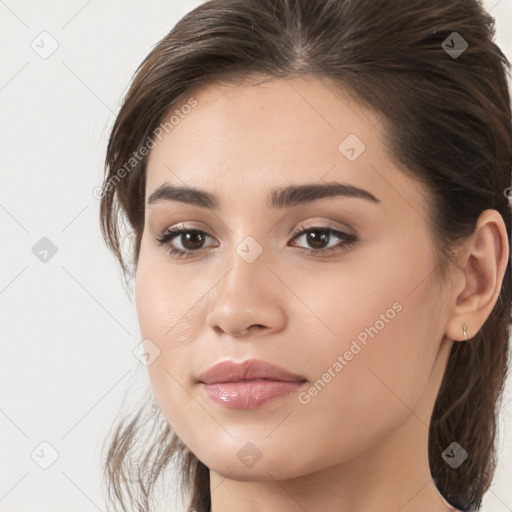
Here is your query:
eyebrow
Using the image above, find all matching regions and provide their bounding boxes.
[146,181,380,210]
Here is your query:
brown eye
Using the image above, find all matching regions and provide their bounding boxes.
[290,227,357,255]
[155,228,217,259]
[176,231,207,251]
[302,229,331,249]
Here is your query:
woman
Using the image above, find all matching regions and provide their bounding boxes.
[98,0,512,511]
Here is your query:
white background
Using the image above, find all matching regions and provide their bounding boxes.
[0,1,511,511]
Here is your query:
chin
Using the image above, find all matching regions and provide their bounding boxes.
[200,445,313,482]
[208,461,296,482]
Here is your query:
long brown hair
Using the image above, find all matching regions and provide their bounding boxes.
[98,1,512,510]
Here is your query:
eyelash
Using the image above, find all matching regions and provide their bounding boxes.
[154,224,357,260]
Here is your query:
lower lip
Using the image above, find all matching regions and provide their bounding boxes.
[201,380,306,409]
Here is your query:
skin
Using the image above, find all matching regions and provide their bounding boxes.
[135,76,508,512]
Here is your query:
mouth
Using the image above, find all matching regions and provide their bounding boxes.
[200,379,308,409]
[198,358,306,383]
[197,359,308,409]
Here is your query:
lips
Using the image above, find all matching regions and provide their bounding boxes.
[197,359,307,409]
[197,358,306,384]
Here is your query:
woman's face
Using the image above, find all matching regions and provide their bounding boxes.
[135,76,454,481]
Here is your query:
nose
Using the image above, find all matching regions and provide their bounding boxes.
[205,248,287,338]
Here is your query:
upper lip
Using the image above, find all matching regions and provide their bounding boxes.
[198,359,306,384]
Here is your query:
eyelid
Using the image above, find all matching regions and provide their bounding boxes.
[159,219,354,242]
[290,219,355,238]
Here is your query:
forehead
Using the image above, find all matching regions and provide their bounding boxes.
[144,77,428,217]
[148,78,375,172]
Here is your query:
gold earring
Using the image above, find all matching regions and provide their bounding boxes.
[462,324,468,342]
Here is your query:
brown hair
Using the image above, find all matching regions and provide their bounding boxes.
[98,1,512,511]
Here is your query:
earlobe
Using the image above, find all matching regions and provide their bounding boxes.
[444,209,509,343]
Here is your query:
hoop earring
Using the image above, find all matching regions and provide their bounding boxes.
[462,324,468,342]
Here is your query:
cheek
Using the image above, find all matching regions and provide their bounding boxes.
[290,245,442,458]
[135,257,206,352]
[134,258,201,413]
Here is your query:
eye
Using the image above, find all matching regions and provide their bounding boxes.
[289,225,357,256]
[154,223,358,259]
[154,225,217,259]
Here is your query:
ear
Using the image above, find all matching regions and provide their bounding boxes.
[444,209,509,342]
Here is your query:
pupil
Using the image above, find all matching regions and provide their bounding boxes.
[307,229,329,249]
[182,232,204,250]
